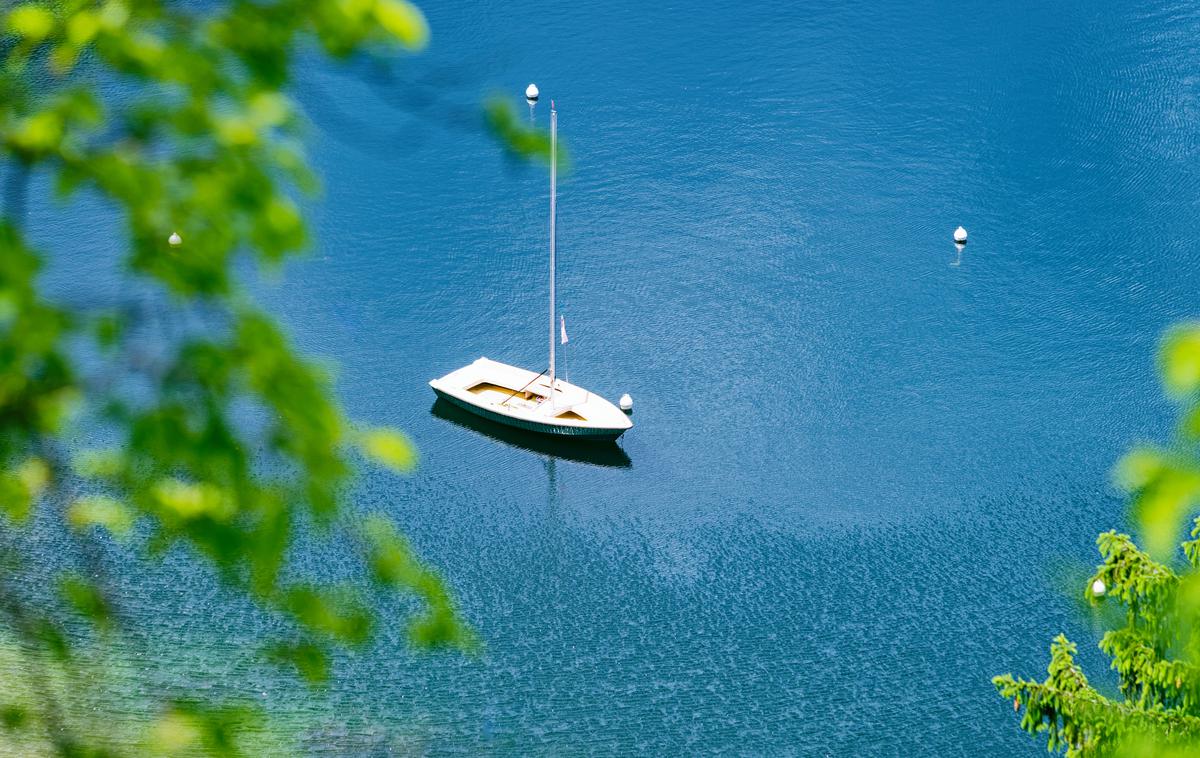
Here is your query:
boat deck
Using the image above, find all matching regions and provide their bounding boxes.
[468,381,544,411]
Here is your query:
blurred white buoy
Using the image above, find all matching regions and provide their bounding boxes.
[525,83,539,103]
[1091,578,1106,597]
[168,231,182,247]
[619,393,633,412]
[953,226,968,244]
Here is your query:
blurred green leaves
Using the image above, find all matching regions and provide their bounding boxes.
[264,640,329,685]
[361,516,474,650]
[1117,447,1200,559]
[1111,326,1200,559]
[67,495,135,537]
[374,0,429,48]
[0,457,48,523]
[281,585,371,646]
[1163,325,1200,397]
[0,704,27,732]
[0,0,476,754]
[59,575,112,630]
[7,5,54,43]
[484,97,564,167]
[148,700,263,758]
[359,428,417,472]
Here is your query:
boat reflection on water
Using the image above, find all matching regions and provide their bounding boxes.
[430,398,632,469]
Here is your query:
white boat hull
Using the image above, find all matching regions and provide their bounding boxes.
[429,358,632,441]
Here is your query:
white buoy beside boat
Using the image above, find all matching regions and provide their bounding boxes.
[954,226,968,244]
[619,394,633,412]
[525,83,539,103]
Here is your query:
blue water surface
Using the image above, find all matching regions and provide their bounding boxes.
[30,0,1200,754]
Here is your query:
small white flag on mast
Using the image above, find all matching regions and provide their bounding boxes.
[560,315,568,344]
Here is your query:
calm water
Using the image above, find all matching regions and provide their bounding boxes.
[29,0,1200,754]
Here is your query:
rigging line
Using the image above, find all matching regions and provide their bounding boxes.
[500,367,549,406]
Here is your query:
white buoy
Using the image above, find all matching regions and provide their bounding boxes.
[953,226,968,244]
[1091,578,1106,597]
[525,83,539,103]
[619,393,633,413]
[168,231,182,247]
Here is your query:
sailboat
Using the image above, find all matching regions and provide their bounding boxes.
[429,101,633,441]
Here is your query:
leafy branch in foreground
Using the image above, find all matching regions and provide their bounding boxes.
[996,324,1200,757]
[0,0,482,754]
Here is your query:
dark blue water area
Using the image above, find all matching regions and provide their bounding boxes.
[23,0,1200,754]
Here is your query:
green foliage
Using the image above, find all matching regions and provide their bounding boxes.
[359,427,417,472]
[360,515,476,649]
[147,700,265,758]
[263,640,329,685]
[1,704,28,731]
[59,574,112,629]
[0,0,497,754]
[67,495,135,538]
[1162,326,1200,397]
[484,97,563,167]
[997,325,1200,755]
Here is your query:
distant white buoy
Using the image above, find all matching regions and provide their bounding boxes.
[168,231,182,247]
[525,83,539,103]
[619,393,633,413]
[1091,578,1106,597]
[953,226,968,244]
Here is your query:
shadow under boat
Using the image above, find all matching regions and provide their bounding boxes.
[430,398,632,469]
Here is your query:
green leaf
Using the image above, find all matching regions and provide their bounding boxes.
[7,5,55,42]
[151,479,235,522]
[10,111,63,153]
[361,516,475,651]
[264,640,329,684]
[373,0,429,48]
[484,98,560,166]
[68,495,135,537]
[0,458,49,523]
[1116,448,1167,492]
[60,574,112,628]
[149,708,203,755]
[93,312,124,348]
[0,705,27,731]
[65,9,100,47]
[151,700,262,757]
[359,428,416,472]
[1128,465,1200,558]
[282,585,372,645]
[33,618,70,661]
[1162,326,1200,396]
[361,516,420,586]
[71,448,124,479]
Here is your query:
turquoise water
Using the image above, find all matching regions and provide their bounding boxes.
[30,0,1200,754]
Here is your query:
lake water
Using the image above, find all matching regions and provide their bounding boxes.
[30,0,1200,754]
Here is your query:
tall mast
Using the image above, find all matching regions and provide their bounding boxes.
[548,101,557,391]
